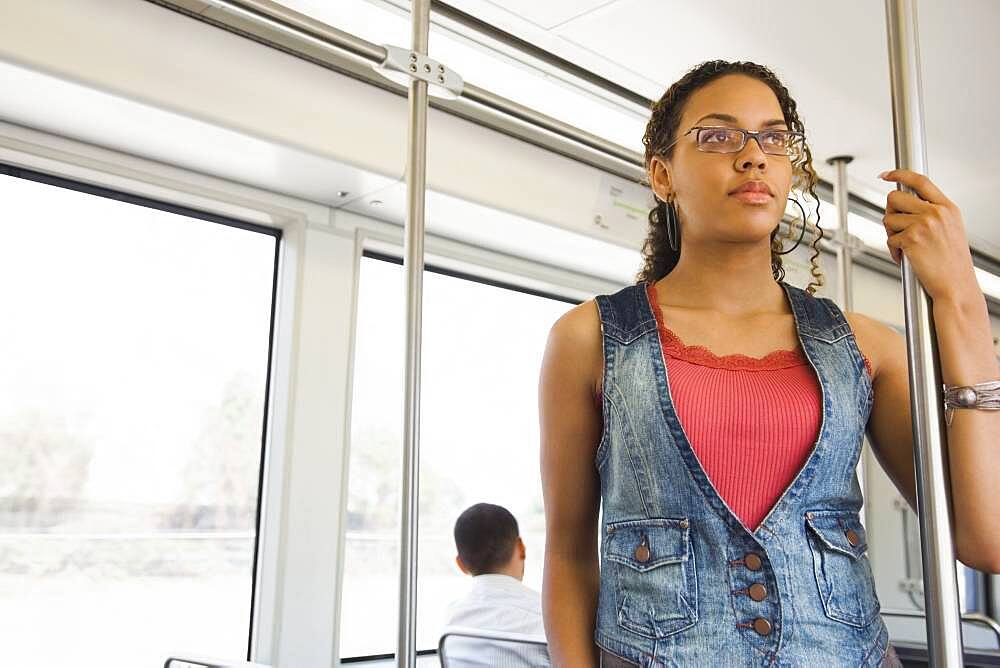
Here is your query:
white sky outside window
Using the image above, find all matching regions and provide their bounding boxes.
[0,173,276,667]
[273,0,649,151]
[341,257,571,658]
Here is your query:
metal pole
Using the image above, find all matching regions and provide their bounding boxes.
[397,1,430,667]
[196,0,388,62]
[148,0,644,174]
[827,155,854,312]
[884,1,964,665]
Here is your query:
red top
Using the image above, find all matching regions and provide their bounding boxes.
[646,283,871,531]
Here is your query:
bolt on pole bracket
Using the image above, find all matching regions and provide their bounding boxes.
[374,44,464,98]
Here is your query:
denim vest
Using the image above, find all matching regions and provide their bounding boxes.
[593,282,889,667]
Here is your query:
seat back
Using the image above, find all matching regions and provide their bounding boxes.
[438,626,549,668]
[163,655,272,668]
[882,608,1000,650]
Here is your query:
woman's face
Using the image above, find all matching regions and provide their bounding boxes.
[650,74,795,248]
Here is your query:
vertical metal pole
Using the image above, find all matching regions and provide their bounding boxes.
[827,155,869,513]
[397,1,431,667]
[987,574,999,622]
[827,155,854,312]
[884,1,965,665]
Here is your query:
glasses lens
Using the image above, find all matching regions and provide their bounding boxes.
[696,128,744,153]
[760,130,794,155]
[760,130,801,156]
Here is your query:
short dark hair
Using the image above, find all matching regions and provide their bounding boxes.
[454,503,520,576]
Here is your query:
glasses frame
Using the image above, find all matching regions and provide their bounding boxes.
[662,125,806,158]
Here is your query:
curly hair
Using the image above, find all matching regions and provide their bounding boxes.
[638,60,824,294]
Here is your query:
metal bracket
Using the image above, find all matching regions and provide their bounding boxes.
[373,44,464,99]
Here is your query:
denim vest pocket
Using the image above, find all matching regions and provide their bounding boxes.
[805,510,881,628]
[605,518,698,639]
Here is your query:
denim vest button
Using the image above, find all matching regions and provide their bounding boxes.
[744,553,763,571]
[845,529,860,547]
[635,541,650,563]
[748,583,768,601]
[752,617,772,636]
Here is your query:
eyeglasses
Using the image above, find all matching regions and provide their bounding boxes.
[664,126,805,158]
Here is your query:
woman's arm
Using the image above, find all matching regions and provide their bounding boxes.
[539,301,604,667]
[858,300,1000,574]
[857,169,1000,574]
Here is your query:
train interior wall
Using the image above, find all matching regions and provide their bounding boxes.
[2,0,998,665]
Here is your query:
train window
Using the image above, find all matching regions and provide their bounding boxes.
[0,169,279,667]
[341,254,574,658]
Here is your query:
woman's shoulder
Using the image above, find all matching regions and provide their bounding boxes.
[544,300,604,389]
[843,310,900,341]
[843,310,906,380]
[547,300,602,352]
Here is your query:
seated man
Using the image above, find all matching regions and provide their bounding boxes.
[441,503,549,667]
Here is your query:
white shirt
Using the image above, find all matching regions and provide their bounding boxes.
[441,574,549,667]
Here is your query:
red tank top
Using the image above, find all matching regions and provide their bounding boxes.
[646,283,871,531]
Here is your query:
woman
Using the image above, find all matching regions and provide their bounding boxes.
[539,60,1000,667]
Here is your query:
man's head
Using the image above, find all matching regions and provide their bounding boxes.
[453,503,526,580]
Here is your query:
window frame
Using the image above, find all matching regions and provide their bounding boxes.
[362,249,580,306]
[0,161,282,662]
[0,120,641,666]
[338,250,579,660]
[0,121,340,665]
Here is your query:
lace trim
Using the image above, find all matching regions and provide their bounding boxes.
[645,282,873,376]
[660,323,807,370]
[646,282,807,371]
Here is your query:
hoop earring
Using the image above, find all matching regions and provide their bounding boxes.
[774,197,808,255]
[665,200,680,251]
